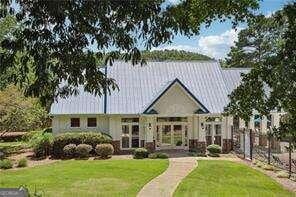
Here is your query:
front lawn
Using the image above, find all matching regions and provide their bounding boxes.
[0,159,168,197]
[174,160,293,197]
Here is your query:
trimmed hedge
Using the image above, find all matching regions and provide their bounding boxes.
[133,148,149,159]
[148,152,169,159]
[76,144,92,158]
[95,144,114,159]
[52,132,111,158]
[207,144,221,154]
[63,144,77,158]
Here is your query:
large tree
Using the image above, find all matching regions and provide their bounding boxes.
[0,0,258,105]
[226,3,296,143]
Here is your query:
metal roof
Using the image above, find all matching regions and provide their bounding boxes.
[50,61,249,115]
[221,68,251,94]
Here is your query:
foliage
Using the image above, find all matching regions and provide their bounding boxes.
[0,1,258,104]
[75,144,92,158]
[43,128,52,133]
[63,144,77,158]
[52,132,111,158]
[31,133,53,158]
[225,3,296,149]
[0,85,48,133]
[148,152,169,159]
[174,160,292,196]
[0,160,168,196]
[0,141,29,155]
[140,50,212,61]
[17,158,28,168]
[133,148,149,159]
[207,144,222,154]
[0,159,13,169]
[95,143,114,159]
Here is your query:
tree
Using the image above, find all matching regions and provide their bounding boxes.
[225,12,285,68]
[0,85,48,133]
[225,3,296,176]
[0,0,259,105]
[141,50,212,61]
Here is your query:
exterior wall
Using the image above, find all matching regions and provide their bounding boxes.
[52,115,109,135]
[153,84,200,115]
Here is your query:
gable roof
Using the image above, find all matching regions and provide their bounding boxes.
[50,61,249,115]
[143,78,209,114]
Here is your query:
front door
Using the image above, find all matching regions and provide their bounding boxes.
[156,124,188,149]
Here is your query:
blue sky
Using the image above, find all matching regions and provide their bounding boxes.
[153,0,291,60]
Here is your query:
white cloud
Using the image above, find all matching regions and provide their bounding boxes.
[265,11,275,18]
[152,28,242,60]
[197,28,242,59]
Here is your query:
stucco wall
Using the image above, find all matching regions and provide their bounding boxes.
[52,115,109,135]
[153,84,199,115]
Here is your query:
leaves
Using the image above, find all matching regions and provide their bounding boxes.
[0,0,258,104]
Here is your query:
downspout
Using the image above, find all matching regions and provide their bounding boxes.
[104,66,107,114]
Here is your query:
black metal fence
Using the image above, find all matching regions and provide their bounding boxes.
[232,128,296,175]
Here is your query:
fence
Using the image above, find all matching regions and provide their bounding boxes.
[232,128,296,175]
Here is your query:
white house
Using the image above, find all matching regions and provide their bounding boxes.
[50,61,281,154]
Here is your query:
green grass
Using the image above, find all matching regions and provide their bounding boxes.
[174,160,293,197]
[0,159,168,197]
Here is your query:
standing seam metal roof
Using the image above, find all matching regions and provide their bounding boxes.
[50,61,249,115]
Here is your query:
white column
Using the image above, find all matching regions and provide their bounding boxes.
[145,116,154,142]
[261,116,267,134]
[273,113,280,128]
[239,118,245,129]
[249,115,254,131]
[222,117,228,139]
[198,116,206,141]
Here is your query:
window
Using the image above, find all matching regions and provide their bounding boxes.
[87,118,97,127]
[70,118,80,127]
[121,118,140,149]
[215,124,222,135]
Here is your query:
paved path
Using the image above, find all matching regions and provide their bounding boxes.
[137,157,197,197]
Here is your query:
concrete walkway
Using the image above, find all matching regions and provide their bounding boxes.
[137,157,197,197]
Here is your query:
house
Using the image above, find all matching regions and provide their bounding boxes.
[50,61,282,154]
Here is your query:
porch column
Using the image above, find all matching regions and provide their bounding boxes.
[222,116,233,153]
[196,116,206,154]
[189,116,198,151]
[145,116,155,152]
[261,116,267,134]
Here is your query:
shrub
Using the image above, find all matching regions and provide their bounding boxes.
[31,133,53,158]
[76,144,92,158]
[17,158,28,168]
[63,144,77,158]
[95,144,114,159]
[52,132,111,158]
[276,171,289,178]
[0,159,13,169]
[133,148,149,159]
[148,152,169,159]
[43,127,52,133]
[208,153,220,157]
[207,144,221,157]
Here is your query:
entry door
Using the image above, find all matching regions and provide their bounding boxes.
[161,125,172,147]
[173,125,183,147]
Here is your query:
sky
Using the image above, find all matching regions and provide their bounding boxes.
[153,0,291,60]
